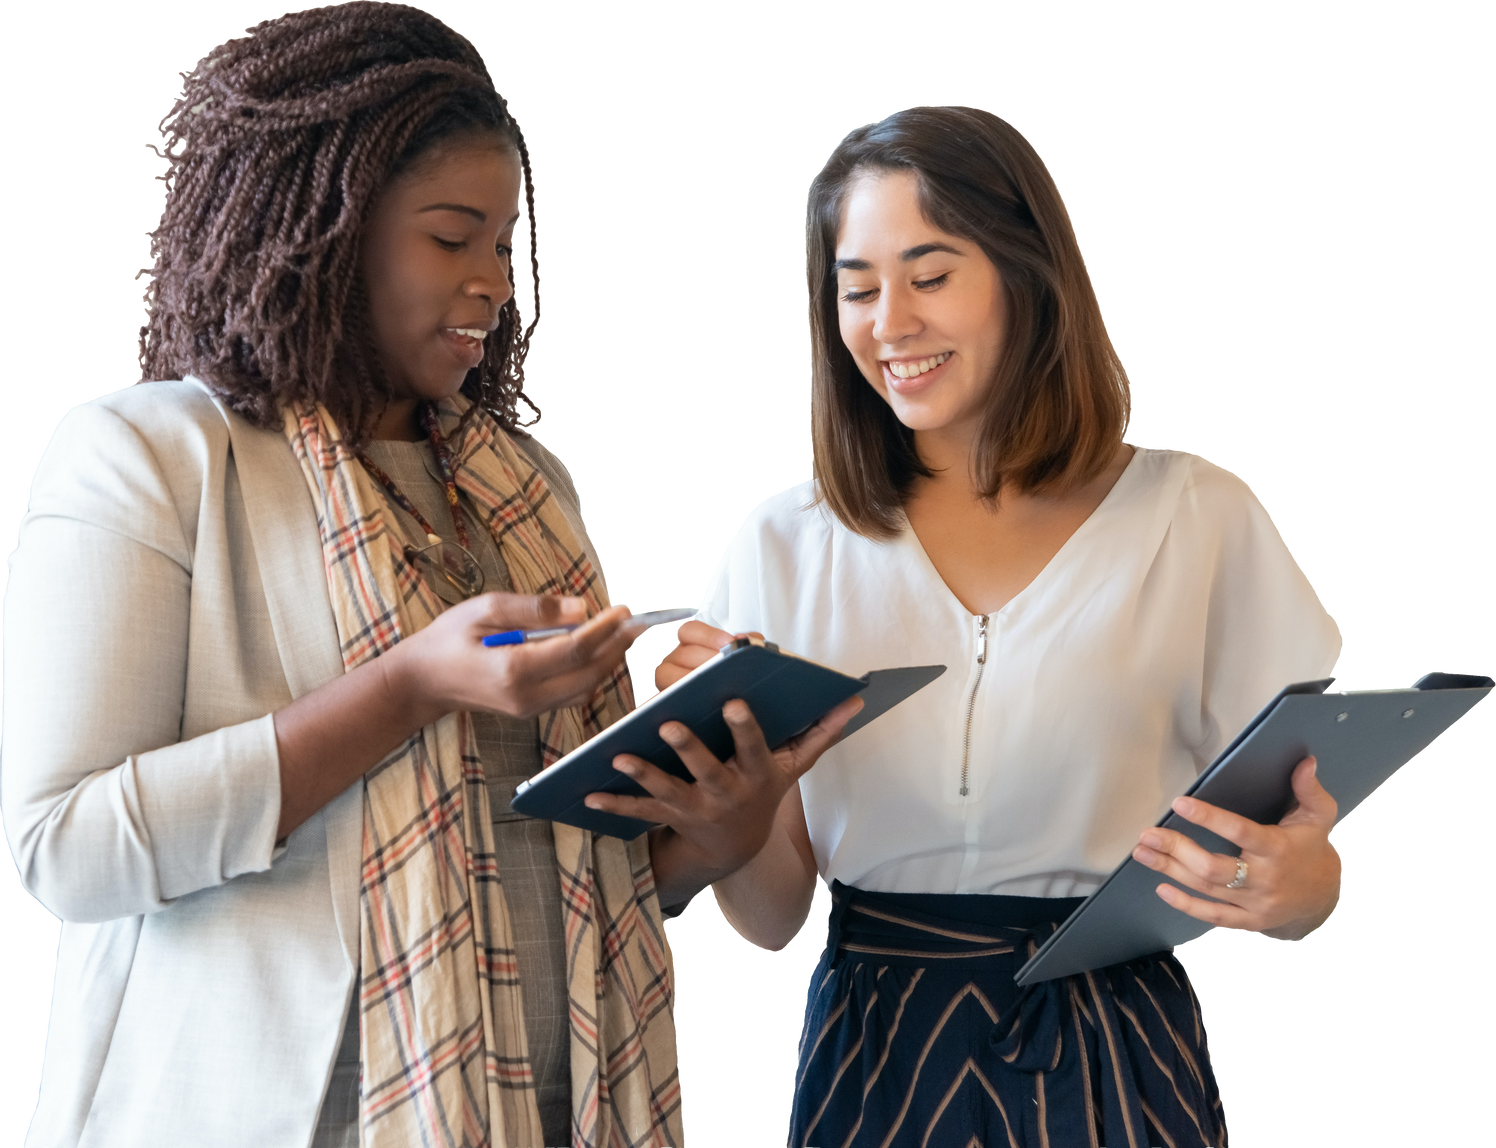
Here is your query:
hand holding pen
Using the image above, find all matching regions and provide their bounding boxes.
[483,607,696,648]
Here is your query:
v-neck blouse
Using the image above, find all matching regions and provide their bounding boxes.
[699,448,1341,897]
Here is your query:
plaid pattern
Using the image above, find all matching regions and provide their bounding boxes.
[285,401,682,1148]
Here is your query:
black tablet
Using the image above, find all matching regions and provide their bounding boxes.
[511,638,945,839]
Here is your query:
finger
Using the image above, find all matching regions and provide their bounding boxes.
[1281,757,1338,827]
[656,719,734,795]
[784,695,866,778]
[567,605,636,655]
[1152,882,1257,929]
[508,661,622,714]
[582,789,669,826]
[663,643,719,672]
[654,661,690,691]
[675,619,735,652]
[1133,832,1251,896]
[507,606,633,678]
[720,699,779,779]
[494,618,635,711]
[469,591,589,632]
[1168,794,1270,855]
[607,753,696,807]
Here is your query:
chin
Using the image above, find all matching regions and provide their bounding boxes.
[414,373,473,404]
[885,398,964,434]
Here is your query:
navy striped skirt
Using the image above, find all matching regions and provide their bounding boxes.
[790,882,1227,1148]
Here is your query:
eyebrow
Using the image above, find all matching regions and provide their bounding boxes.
[415,205,526,230]
[417,203,486,222]
[831,242,964,273]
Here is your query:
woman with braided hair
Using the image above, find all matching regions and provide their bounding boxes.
[1,5,856,1146]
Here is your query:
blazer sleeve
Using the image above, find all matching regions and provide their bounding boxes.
[2,399,284,923]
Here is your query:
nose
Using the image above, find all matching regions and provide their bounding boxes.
[463,248,515,310]
[870,283,921,345]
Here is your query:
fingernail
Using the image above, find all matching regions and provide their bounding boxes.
[659,725,685,746]
[1134,846,1157,865]
[1139,831,1162,849]
[584,797,602,809]
[612,756,636,774]
[724,700,749,723]
[1173,797,1195,816]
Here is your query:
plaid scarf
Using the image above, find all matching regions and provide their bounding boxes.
[284,400,682,1148]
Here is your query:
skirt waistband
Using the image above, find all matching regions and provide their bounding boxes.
[826,881,1086,969]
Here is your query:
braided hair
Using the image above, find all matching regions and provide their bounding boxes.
[139,1,540,439]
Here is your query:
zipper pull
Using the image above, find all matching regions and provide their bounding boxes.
[976,614,988,665]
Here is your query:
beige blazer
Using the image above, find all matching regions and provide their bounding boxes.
[1,379,598,1148]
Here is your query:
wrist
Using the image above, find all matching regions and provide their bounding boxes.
[379,638,443,733]
[650,828,737,908]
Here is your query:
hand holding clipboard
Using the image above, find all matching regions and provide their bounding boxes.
[1017,673,1492,984]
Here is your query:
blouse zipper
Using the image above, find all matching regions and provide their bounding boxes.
[959,614,989,797]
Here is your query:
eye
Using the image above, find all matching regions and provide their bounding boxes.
[434,237,465,251]
[496,243,513,258]
[913,273,949,291]
[840,287,877,304]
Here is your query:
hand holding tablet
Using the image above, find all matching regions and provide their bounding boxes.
[511,638,945,838]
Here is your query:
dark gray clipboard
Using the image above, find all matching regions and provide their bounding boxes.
[512,639,945,839]
[1014,672,1492,985]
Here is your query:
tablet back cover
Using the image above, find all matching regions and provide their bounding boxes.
[511,645,944,839]
[1015,675,1491,985]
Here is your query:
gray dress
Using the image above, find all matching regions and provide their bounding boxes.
[313,434,585,1148]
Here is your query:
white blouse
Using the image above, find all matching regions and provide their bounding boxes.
[699,448,1341,898]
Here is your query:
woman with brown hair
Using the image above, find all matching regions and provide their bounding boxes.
[0,5,856,1146]
[611,107,1344,1146]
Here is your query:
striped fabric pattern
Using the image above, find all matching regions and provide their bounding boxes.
[791,884,1226,1148]
[285,402,682,1148]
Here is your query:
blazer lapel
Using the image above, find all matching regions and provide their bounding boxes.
[208,384,363,971]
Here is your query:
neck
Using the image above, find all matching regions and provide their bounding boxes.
[371,398,425,442]
[912,419,984,500]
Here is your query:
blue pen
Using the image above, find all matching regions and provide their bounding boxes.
[482,607,695,648]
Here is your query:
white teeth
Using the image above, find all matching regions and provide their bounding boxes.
[887,352,951,379]
[448,328,486,340]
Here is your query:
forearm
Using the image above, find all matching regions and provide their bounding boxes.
[272,646,437,838]
[710,821,817,951]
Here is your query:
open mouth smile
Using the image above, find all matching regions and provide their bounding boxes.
[441,326,489,369]
[885,352,951,379]
[881,351,953,392]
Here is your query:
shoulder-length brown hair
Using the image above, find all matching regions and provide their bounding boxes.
[139,2,540,441]
[808,106,1130,538]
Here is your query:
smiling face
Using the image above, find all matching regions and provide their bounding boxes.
[834,169,1007,449]
[361,135,522,434]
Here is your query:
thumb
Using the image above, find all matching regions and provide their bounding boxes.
[473,592,589,632]
[1282,756,1338,826]
[786,695,865,778]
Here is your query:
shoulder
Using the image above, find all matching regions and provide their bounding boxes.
[701,480,834,629]
[52,378,228,455]
[728,480,836,554]
[1128,447,1273,536]
[31,378,292,554]
[36,379,232,513]
[510,431,581,511]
